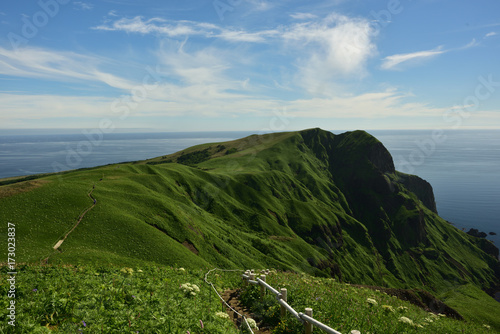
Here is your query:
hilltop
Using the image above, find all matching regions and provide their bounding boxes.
[1,128,499,328]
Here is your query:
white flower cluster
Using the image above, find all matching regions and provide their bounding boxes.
[245,318,258,330]
[215,311,230,320]
[120,267,134,275]
[180,283,200,296]
[399,316,414,325]
[366,298,378,306]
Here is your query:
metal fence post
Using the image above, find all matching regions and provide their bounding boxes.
[305,308,313,334]
[280,288,287,318]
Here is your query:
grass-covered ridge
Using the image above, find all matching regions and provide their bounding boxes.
[0,128,499,328]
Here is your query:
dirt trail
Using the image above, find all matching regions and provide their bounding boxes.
[221,289,271,334]
[42,180,101,263]
[54,186,97,249]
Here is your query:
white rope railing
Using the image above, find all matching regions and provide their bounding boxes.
[204,268,255,333]
[242,269,342,334]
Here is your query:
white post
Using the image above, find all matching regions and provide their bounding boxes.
[260,275,266,299]
[280,288,287,318]
[305,308,313,334]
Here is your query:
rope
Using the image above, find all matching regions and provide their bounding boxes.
[204,268,255,334]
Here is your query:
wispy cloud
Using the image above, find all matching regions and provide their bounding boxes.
[0,87,452,126]
[94,13,378,95]
[287,89,446,118]
[460,38,479,49]
[246,0,274,12]
[0,47,135,90]
[382,38,480,71]
[93,16,279,42]
[290,13,318,20]
[381,47,445,70]
[74,2,94,10]
[485,31,497,38]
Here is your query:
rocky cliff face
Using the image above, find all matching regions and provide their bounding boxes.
[397,173,437,213]
[297,129,498,290]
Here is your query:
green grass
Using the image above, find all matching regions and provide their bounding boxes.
[0,128,498,330]
[240,271,497,333]
[0,264,241,333]
[2,265,496,333]
[440,283,500,332]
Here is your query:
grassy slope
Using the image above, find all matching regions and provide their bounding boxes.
[0,265,496,333]
[0,128,499,328]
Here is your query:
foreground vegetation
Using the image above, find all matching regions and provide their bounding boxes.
[0,264,241,333]
[0,265,497,333]
[241,271,498,333]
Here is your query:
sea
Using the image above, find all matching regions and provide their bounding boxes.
[0,129,499,247]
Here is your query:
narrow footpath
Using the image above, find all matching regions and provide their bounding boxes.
[42,180,101,263]
[222,289,272,334]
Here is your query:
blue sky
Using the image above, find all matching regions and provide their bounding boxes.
[0,0,499,131]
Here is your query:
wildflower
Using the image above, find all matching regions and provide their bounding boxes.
[246,318,259,330]
[366,298,378,306]
[424,317,434,323]
[82,320,87,327]
[483,324,491,329]
[199,320,204,329]
[137,269,143,273]
[180,283,200,296]
[120,267,134,275]
[438,313,446,317]
[216,312,230,319]
[399,317,414,326]
[351,331,361,334]
[32,289,38,292]
[397,306,408,312]
[178,268,185,272]
[382,305,394,313]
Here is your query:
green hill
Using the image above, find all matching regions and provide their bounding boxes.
[1,128,499,328]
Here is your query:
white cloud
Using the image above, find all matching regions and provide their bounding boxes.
[93,16,279,42]
[381,47,445,70]
[108,10,118,17]
[96,14,378,95]
[0,93,113,121]
[287,89,446,118]
[485,31,497,38]
[290,13,318,20]
[74,2,94,10]
[245,0,274,12]
[283,13,378,93]
[461,38,479,49]
[0,46,135,90]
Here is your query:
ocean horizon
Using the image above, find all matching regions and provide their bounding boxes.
[1,129,499,247]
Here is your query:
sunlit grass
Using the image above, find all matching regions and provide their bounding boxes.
[240,271,496,333]
[0,264,241,333]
